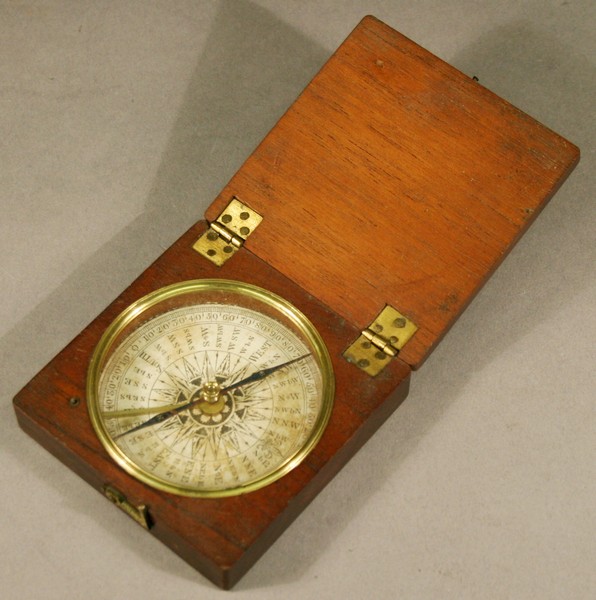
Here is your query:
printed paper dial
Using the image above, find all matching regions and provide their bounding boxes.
[87,280,334,497]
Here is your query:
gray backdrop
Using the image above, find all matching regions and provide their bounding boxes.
[2,1,594,598]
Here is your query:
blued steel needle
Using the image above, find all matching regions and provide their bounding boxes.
[113,354,311,440]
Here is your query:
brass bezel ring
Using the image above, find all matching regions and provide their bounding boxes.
[87,279,335,498]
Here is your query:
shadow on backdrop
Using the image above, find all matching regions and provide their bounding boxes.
[2,0,329,588]
[3,10,593,591]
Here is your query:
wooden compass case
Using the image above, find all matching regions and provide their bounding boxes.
[13,16,578,590]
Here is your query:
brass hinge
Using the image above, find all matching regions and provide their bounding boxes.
[102,484,152,530]
[343,305,417,376]
[193,197,262,266]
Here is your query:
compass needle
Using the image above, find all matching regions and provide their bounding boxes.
[114,354,311,439]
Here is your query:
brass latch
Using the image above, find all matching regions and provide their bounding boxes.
[193,197,262,266]
[343,305,417,376]
[102,484,152,530]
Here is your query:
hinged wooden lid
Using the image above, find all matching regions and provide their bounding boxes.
[205,16,579,370]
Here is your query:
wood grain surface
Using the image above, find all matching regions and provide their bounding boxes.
[206,16,579,369]
[14,220,411,589]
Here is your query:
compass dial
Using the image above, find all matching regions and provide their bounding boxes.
[87,280,334,497]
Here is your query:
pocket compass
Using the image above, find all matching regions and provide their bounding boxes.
[13,16,578,590]
[87,279,334,497]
